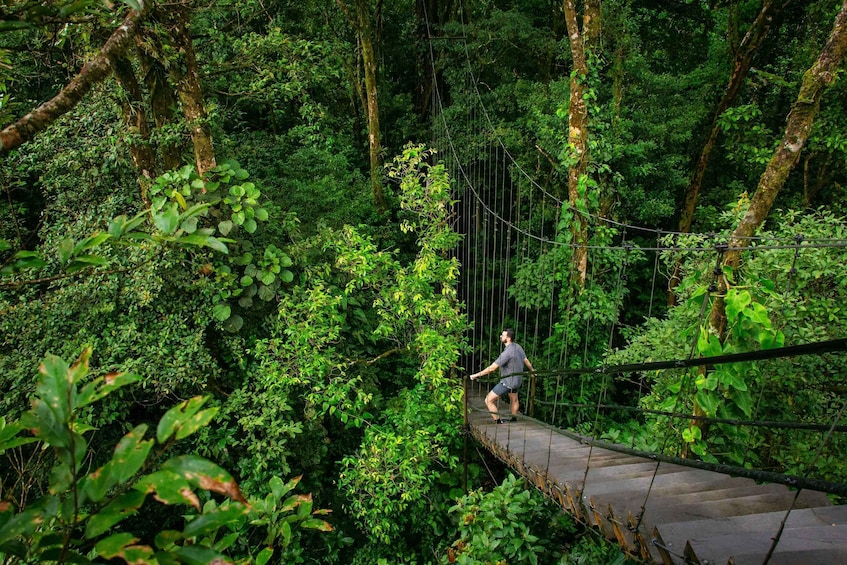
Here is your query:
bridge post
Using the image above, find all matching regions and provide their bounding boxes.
[529,371,536,418]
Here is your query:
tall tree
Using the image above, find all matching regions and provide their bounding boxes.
[338,0,387,212]
[563,0,601,287]
[709,0,847,337]
[669,0,789,302]
[111,56,157,203]
[163,2,217,176]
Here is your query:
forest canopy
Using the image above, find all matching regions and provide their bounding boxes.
[1,0,846,563]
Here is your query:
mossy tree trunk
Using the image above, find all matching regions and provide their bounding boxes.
[709,0,847,339]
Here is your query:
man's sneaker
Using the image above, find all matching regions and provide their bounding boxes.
[495,418,506,424]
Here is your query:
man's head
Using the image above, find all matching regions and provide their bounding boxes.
[500,328,515,344]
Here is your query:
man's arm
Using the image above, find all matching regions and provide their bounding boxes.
[524,358,535,372]
[470,362,499,380]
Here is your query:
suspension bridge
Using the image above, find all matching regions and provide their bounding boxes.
[425,6,847,563]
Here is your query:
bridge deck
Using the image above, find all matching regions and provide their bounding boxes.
[467,392,847,564]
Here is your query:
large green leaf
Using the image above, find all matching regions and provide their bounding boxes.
[161,455,247,504]
[301,518,333,532]
[0,419,37,453]
[153,203,180,234]
[694,389,720,417]
[36,354,72,423]
[212,303,231,322]
[94,533,138,559]
[0,508,47,546]
[85,490,146,539]
[73,232,111,254]
[173,545,231,565]
[157,396,208,443]
[77,372,141,409]
[182,503,248,538]
[110,425,154,483]
[134,471,199,510]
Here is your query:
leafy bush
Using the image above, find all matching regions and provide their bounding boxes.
[0,348,330,564]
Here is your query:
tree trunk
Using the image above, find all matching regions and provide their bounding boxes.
[338,0,386,212]
[166,5,216,177]
[0,8,147,154]
[563,0,600,288]
[359,2,385,212]
[111,56,156,203]
[709,0,847,338]
[135,44,183,172]
[669,0,786,303]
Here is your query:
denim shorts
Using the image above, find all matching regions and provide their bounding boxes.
[492,381,520,396]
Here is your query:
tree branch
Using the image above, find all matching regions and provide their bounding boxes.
[0,5,149,154]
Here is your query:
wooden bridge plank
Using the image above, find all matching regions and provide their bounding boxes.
[466,404,845,565]
[656,505,847,564]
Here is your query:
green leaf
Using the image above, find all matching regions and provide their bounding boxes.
[301,518,333,532]
[280,270,294,283]
[161,455,247,503]
[108,216,127,238]
[94,533,138,559]
[697,328,722,357]
[257,284,275,301]
[176,408,219,441]
[174,545,230,565]
[203,236,231,254]
[135,471,198,509]
[694,389,720,417]
[180,216,199,234]
[182,503,248,538]
[682,425,701,443]
[724,288,751,323]
[118,0,141,11]
[37,354,73,424]
[224,314,244,333]
[57,238,75,264]
[717,370,747,392]
[729,388,754,417]
[255,208,269,222]
[0,508,46,546]
[218,220,234,236]
[77,372,141,409]
[256,547,274,565]
[122,211,148,234]
[110,425,154,483]
[85,490,146,539]
[66,254,108,273]
[212,303,231,322]
[153,203,180,234]
[232,211,245,225]
[157,396,209,443]
[73,232,111,254]
[243,218,257,234]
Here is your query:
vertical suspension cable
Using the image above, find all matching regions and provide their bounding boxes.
[633,240,726,533]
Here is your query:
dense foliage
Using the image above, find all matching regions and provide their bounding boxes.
[2,0,846,562]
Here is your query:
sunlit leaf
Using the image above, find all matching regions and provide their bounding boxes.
[157,396,209,443]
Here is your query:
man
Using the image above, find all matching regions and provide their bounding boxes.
[470,328,535,424]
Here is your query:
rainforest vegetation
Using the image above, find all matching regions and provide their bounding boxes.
[1,0,846,563]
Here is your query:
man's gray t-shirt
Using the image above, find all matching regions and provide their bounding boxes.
[494,343,527,390]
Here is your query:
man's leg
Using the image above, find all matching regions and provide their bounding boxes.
[485,390,500,421]
[508,392,519,417]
